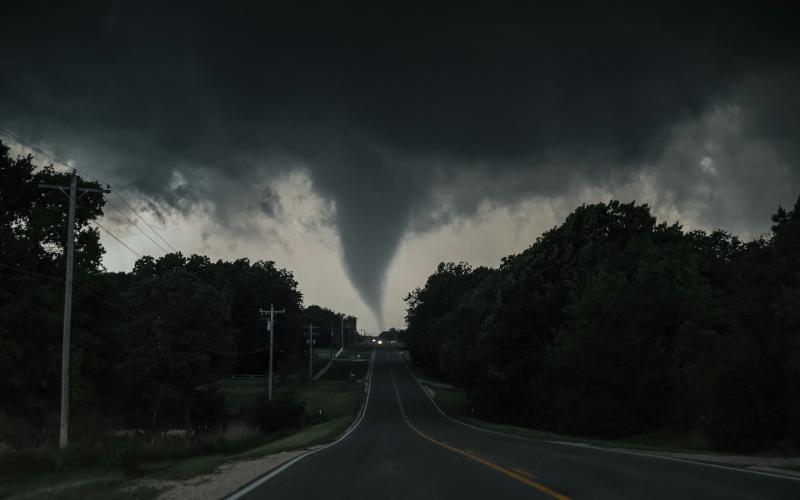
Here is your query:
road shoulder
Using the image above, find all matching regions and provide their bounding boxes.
[396,349,800,480]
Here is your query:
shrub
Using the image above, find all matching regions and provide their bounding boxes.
[0,449,58,474]
[246,392,305,433]
[190,386,228,433]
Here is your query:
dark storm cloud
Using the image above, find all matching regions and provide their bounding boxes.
[2,1,799,324]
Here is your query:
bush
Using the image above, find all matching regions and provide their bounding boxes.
[246,392,305,433]
[700,360,787,453]
[190,386,228,433]
[0,449,58,474]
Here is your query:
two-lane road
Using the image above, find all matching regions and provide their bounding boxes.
[232,348,800,499]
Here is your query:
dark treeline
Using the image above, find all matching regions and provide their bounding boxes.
[304,304,358,351]
[406,199,800,453]
[0,142,357,444]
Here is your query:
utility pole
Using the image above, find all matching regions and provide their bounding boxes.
[305,324,319,379]
[341,315,345,349]
[330,327,335,362]
[40,170,109,449]
[259,304,285,400]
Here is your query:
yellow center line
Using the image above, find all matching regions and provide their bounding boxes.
[388,366,571,500]
[511,467,539,480]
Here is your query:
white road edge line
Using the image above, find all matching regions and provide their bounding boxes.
[225,350,377,500]
[393,348,800,483]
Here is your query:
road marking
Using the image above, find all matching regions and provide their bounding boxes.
[388,366,571,500]
[511,467,538,480]
[225,350,377,500]
[392,348,800,484]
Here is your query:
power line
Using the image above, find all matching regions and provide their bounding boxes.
[0,262,67,283]
[93,220,143,258]
[0,127,178,253]
[106,199,169,254]
[113,192,176,252]
[0,127,107,186]
[0,127,74,171]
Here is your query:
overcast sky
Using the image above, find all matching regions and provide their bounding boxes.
[2,2,799,332]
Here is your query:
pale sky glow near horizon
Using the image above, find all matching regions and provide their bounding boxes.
[2,3,798,333]
[8,99,798,334]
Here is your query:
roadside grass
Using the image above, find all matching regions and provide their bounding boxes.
[22,480,160,500]
[430,387,470,417]
[143,454,226,481]
[318,345,371,382]
[218,377,365,421]
[321,360,369,381]
[298,381,364,419]
[400,352,720,456]
[0,468,120,499]
[457,417,714,454]
[313,348,336,358]
[617,429,710,452]
[0,468,161,500]
[397,350,437,381]
[335,344,374,360]
[2,367,371,499]
[218,378,266,414]
[238,416,353,460]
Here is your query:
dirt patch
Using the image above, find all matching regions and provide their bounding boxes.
[136,447,321,500]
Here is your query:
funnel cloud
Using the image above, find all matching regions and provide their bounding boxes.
[1,2,799,324]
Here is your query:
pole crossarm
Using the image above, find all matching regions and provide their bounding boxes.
[40,183,110,195]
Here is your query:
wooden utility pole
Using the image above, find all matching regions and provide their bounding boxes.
[305,324,319,378]
[259,305,285,400]
[40,170,109,448]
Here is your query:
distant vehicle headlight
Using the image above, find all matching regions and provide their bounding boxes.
[377,340,383,345]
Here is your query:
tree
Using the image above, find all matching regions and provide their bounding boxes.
[0,142,106,436]
[404,198,800,451]
[118,270,235,430]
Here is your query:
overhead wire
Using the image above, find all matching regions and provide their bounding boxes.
[0,127,75,172]
[0,131,273,357]
[112,192,176,252]
[0,127,178,254]
[93,220,143,258]
[0,262,67,283]
[105,199,169,254]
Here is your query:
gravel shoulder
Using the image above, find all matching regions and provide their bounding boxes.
[134,447,320,500]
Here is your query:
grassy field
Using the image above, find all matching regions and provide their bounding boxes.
[1,368,370,499]
[217,376,365,419]
[298,381,365,419]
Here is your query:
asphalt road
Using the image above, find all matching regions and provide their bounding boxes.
[232,347,800,499]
